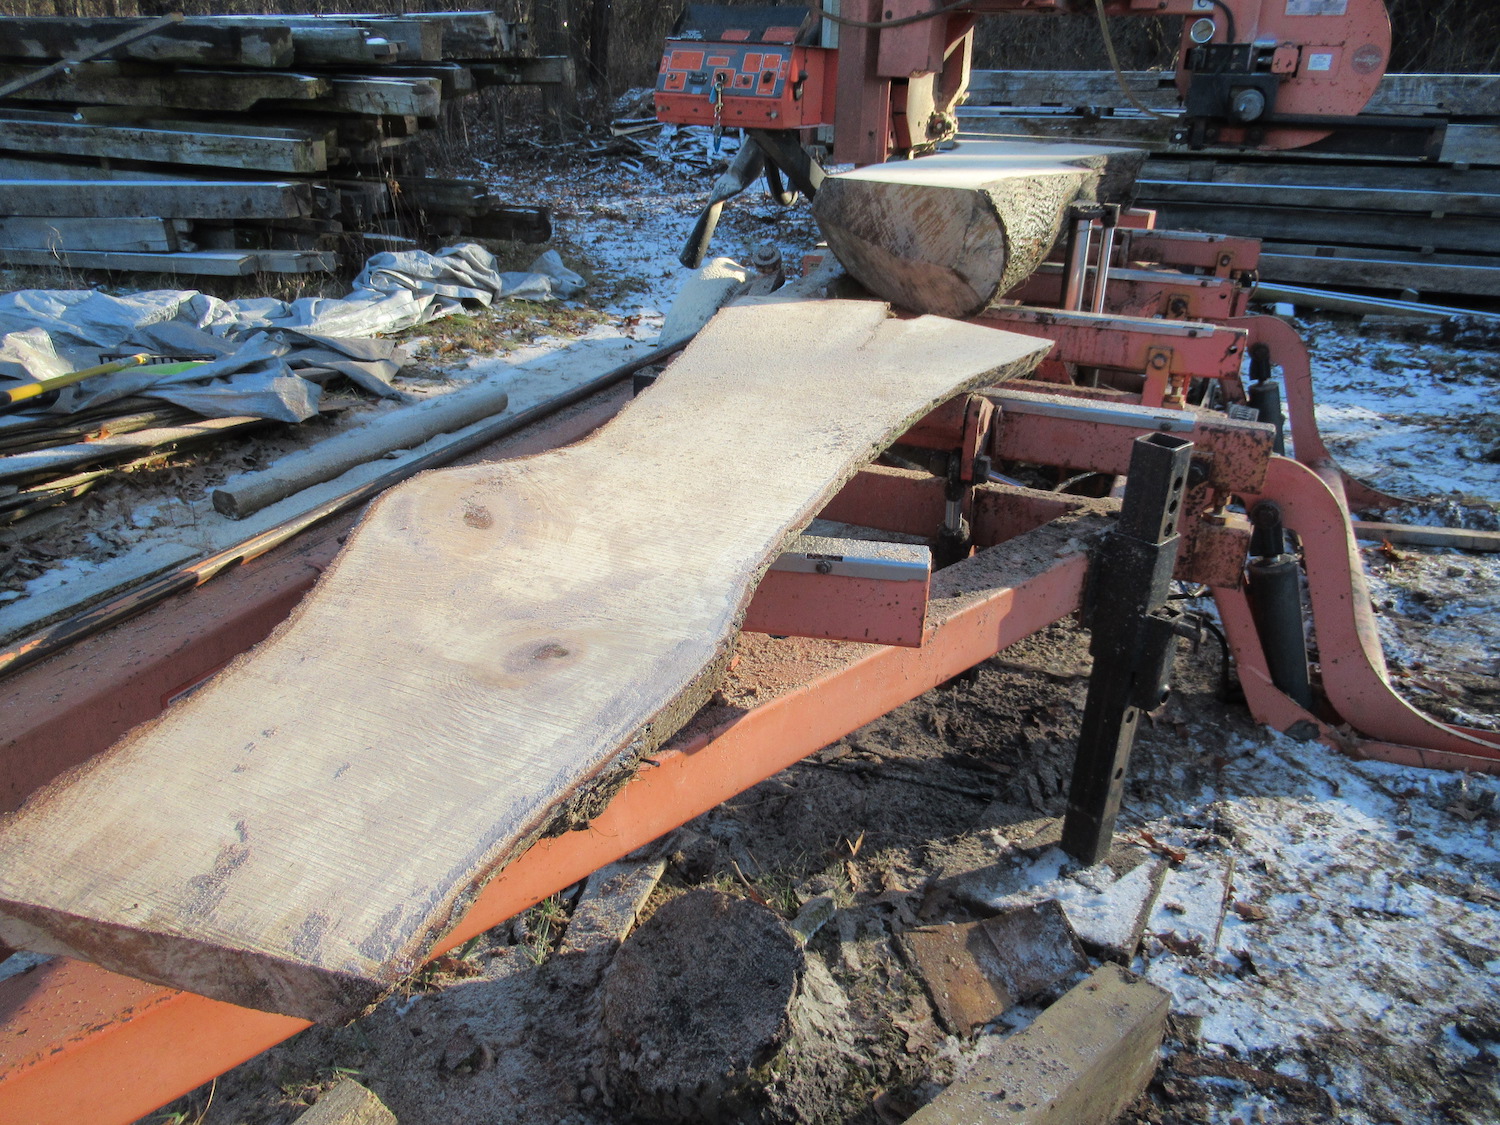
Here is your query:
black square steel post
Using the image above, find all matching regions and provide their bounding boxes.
[1060,432,1196,866]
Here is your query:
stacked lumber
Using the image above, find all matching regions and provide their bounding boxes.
[0,13,571,276]
[960,70,1500,299]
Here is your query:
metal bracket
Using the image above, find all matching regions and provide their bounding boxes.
[1061,431,1196,866]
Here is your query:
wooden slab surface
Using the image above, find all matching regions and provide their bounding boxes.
[0,300,1050,1022]
[812,139,1145,318]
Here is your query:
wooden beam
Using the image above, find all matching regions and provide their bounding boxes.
[469,57,574,88]
[0,300,1051,1023]
[907,964,1168,1125]
[811,138,1145,317]
[282,26,399,67]
[0,62,328,112]
[0,115,327,173]
[965,70,1500,118]
[1440,124,1500,167]
[1144,201,1500,255]
[0,216,185,253]
[1137,177,1500,217]
[0,246,333,274]
[0,181,313,220]
[1142,157,1500,195]
[1257,252,1500,297]
[0,155,194,182]
[0,17,294,69]
[304,76,442,118]
[382,64,475,98]
[1352,521,1500,552]
[0,13,182,101]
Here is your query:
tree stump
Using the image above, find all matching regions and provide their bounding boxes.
[599,890,805,1121]
[811,139,1147,318]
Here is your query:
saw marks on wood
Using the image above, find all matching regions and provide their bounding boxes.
[0,300,1051,1022]
[812,139,1146,318]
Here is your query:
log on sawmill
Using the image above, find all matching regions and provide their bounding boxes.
[811,140,1146,318]
[0,299,1051,1022]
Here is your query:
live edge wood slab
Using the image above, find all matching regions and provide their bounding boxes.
[0,300,1050,1022]
[811,139,1146,319]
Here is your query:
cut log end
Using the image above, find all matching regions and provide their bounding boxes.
[813,140,1147,318]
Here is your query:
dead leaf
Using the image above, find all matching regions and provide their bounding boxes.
[1157,931,1204,957]
[1231,901,1268,922]
[1138,830,1188,864]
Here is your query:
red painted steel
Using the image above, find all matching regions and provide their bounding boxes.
[1233,314,1411,510]
[1235,455,1500,763]
[744,567,930,647]
[1010,265,1246,321]
[977,307,1248,406]
[1214,587,1500,775]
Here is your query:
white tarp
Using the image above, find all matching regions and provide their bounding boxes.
[0,245,586,424]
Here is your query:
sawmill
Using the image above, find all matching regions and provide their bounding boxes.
[0,2,1497,1123]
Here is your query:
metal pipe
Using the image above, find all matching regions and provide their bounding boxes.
[1245,501,1313,710]
[1062,218,1093,311]
[1089,210,1120,315]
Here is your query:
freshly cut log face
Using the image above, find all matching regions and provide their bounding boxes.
[812,139,1147,318]
[0,299,1050,1022]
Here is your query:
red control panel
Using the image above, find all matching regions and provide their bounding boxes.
[655,39,836,131]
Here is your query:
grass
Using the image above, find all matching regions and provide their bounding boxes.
[404,300,610,360]
[520,893,570,964]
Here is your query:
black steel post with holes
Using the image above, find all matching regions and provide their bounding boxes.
[1061,432,1197,865]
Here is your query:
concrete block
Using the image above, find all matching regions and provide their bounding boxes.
[905,964,1169,1125]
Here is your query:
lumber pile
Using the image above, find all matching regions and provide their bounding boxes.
[0,13,570,276]
[959,70,1500,299]
[0,298,1052,1022]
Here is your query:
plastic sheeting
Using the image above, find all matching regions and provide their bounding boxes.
[0,244,586,424]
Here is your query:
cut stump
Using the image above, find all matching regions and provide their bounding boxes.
[0,299,1050,1022]
[599,890,804,1121]
[811,140,1146,318]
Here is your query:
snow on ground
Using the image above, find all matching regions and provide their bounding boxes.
[1130,732,1500,1123]
[1293,315,1500,505]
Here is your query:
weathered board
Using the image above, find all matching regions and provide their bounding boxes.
[0,180,314,220]
[966,70,1500,118]
[0,17,295,69]
[0,115,327,173]
[1137,177,1500,217]
[812,139,1146,317]
[0,216,186,252]
[0,247,336,275]
[1145,200,1500,255]
[0,62,327,112]
[0,299,1051,1022]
